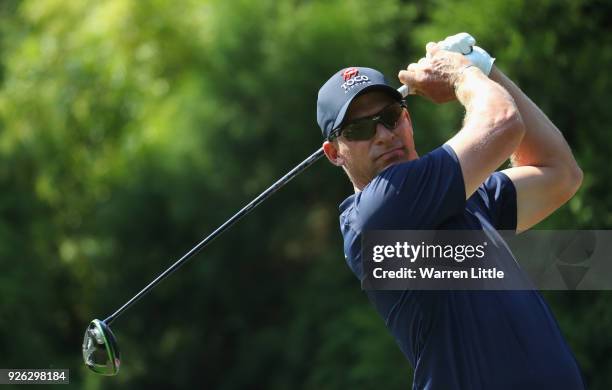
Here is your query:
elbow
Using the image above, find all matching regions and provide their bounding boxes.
[495,104,526,150]
[504,106,526,139]
[555,163,583,204]
[566,164,583,197]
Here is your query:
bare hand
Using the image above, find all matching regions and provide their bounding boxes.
[398,42,472,103]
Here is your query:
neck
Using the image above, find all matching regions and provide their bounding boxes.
[345,170,368,193]
[351,177,369,193]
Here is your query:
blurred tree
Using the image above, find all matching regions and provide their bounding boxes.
[0,0,609,388]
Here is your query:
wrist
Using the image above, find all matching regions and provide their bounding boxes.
[453,65,482,97]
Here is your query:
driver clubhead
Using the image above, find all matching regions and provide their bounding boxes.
[82,319,121,376]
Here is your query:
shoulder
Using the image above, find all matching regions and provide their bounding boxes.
[470,171,517,230]
[363,145,460,201]
[370,145,459,187]
[476,171,516,198]
[354,145,466,230]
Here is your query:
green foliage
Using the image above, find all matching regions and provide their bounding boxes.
[0,0,610,388]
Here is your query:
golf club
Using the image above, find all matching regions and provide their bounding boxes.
[82,84,411,376]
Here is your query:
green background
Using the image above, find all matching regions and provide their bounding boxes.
[1,0,610,388]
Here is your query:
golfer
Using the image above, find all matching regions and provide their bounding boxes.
[316,39,585,389]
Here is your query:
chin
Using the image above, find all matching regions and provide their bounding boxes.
[376,159,403,174]
[385,153,422,174]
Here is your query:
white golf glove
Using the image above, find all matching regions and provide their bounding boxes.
[435,32,495,76]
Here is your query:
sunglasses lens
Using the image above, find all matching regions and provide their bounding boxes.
[380,104,403,129]
[343,121,377,141]
[335,102,405,141]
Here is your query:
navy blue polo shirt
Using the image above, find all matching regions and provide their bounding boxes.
[339,145,585,390]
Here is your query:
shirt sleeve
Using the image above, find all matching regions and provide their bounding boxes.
[355,144,466,230]
[474,171,518,231]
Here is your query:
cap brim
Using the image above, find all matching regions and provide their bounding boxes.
[332,84,403,132]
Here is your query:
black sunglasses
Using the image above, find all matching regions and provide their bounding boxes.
[328,101,407,141]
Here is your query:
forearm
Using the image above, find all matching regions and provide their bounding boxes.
[456,67,523,138]
[446,67,525,197]
[489,66,581,176]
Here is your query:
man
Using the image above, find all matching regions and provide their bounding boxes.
[316,38,585,389]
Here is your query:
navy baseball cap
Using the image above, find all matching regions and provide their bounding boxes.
[317,67,403,139]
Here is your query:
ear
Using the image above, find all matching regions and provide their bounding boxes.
[323,140,344,166]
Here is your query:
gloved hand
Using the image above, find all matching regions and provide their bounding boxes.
[434,32,495,76]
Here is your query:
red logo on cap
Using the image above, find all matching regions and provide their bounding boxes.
[342,68,359,81]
